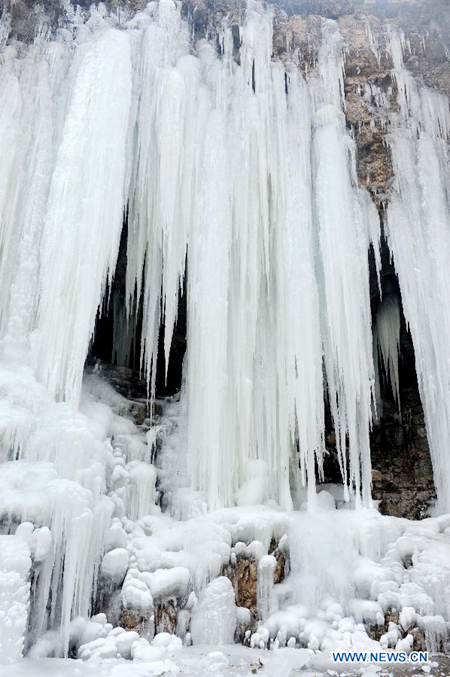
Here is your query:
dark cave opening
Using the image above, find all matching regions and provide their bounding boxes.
[88,215,187,399]
[320,233,436,518]
[368,236,436,518]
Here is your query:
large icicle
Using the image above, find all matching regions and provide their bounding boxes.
[185,83,232,507]
[0,38,69,353]
[126,0,197,394]
[385,28,450,512]
[375,296,401,408]
[274,66,325,508]
[310,20,379,507]
[36,28,132,405]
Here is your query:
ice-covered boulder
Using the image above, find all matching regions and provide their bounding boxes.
[191,576,236,645]
[0,536,31,665]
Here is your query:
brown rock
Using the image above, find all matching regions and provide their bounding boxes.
[120,608,151,635]
[229,558,258,617]
[410,626,424,651]
[154,598,178,634]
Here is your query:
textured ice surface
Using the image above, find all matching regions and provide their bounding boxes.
[0,537,31,665]
[191,577,237,645]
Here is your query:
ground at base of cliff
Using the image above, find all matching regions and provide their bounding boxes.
[2,649,450,677]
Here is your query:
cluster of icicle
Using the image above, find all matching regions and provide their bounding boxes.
[384,29,450,513]
[0,0,384,514]
[1,0,450,511]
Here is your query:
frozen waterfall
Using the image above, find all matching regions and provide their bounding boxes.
[0,0,382,512]
[385,27,450,513]
[0,0,449,666]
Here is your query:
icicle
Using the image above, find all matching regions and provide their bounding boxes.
[127,462,157,522]
[185,101,232,508]
[0,39,69,351]
[191,577,237,645]
[111,292,137,368]
[0,536,31,665]
[257,555,277,621]
[385,26,450,512]
[35,28,132,406]
[277,67,325,508]
[310,20,378,507]
[126,0,197,394]
[375,296,401,408]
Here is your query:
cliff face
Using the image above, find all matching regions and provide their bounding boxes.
[1,0,448,519]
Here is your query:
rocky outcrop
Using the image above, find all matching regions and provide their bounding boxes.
[371,383,436,520]
[224,541,286,622]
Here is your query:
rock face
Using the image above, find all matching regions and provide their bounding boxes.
[371,390,435,519]
[224,541,286,623]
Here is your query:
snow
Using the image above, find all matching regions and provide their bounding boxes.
[101,549,129,585]
[0,648,350,677]
[149,568,191,602]
[6,642,441,677]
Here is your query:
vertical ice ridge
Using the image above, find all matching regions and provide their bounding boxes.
[311,19,378,507]
[385,26,450,512]
[375,296,401,409]
[126,1,195,395]
[36,28,132,406]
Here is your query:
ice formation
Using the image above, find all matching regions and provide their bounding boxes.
[374,295,401,409]
[0,0,449,672]
[385,27,450,513]
[0,536,31,664]
[191,577,237,645]
[0,0,382,516]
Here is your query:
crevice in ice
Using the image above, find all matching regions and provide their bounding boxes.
[90,217,143,373]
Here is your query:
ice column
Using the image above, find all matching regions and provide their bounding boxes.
[375,296,401,408]
[257,555,277,621]
[36,29,132,406]
[311,20,379,506]
[191,577,237,645]
[385,28,450,511]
